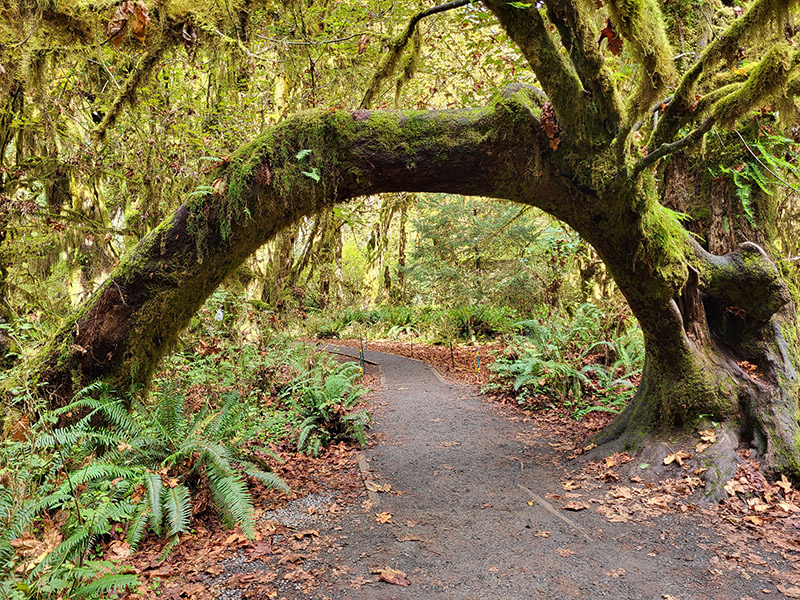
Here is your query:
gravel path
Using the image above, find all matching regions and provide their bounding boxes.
[284,345,782,600]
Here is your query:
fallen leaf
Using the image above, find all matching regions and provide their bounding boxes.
[375,511,393,524]
[610,486,633,499]
[562,481,581,491]
[605,568,626,578]
[743,515,765,525]
[556,548,576,557]
[563,501,589,511]
[724,479,746,496]
[778,584,800,598]
[291,530,319,540]
[535,530,550,537]
[777,474,793,494]
[404,520,418,528]
[663,450,691,467]
[107,540,131,561]
[372,566,409,587]
[350,576,373,588]
[278,552,305,565]
[365,480,391,493]
[699,429,717,443]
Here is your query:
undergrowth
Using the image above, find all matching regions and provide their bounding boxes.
[0,294,370,599]
[485,303,644,418]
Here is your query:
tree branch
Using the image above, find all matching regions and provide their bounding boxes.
[92,36,169,142]
[633,117,714,176]
[360,0,472,109]
[650,0,798,147]
[692,240,790,322]
[482,0,596,144]
[540,0,622,134]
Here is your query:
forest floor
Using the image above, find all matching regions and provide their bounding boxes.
[125,342,800,600]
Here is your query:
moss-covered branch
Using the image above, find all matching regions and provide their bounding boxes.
[92,35,170,142]
[604,0,675,124]
[32,90,573,405]
[483,0,599,145]
[651,0,800,147]
[694,241,791,322]
[540,0,623,134]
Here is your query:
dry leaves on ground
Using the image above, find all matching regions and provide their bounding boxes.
[372,566,410,586]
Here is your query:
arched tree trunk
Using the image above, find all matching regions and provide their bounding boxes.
[21,87,800,480]
[32,89,568,403]
[7,0,800,481]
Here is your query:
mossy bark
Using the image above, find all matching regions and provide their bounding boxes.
[31,88,569,405]
[16,83,800,477]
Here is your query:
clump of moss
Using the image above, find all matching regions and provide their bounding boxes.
[606,0,676,121]
[711,43,795,127]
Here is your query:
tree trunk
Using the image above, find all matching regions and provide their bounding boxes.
[31,89,566,404]
[16,86,800,479]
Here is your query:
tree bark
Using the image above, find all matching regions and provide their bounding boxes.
[18,84,800,478]
[33,88,565,404]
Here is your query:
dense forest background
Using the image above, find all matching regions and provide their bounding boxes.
[2,0,800,596]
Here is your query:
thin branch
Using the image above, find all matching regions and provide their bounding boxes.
[255,32,366,47]
[633,117,714,176]
[91,37,168,142]
[360,0,472,109]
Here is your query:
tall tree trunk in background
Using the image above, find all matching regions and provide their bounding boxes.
[396,202,407,304]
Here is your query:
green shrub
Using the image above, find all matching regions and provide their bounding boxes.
[295,364,370,456]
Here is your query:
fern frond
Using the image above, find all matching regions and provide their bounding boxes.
[75,573,139,598]
[144,471,163,534]
[33,525,90,574]
[161,484,192,538]
[207,466,254,537]
[126,506,151,551]
[242,467,290,494]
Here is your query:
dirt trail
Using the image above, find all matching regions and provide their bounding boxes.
[288,345,780,600]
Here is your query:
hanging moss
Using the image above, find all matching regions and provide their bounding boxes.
[606,0,676,120]
[711,43,796,127]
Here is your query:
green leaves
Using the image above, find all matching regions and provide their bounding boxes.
[296,149,321,182]
[302,167,322,182]
[507,1,532,7]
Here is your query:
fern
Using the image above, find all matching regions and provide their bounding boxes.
[243,467,291,494]
[126,506,151,551]
[33,525,91,575]
[207,466,254,536]
[74,573,139,598]
[161,484,192,540]
[144,471,163,534]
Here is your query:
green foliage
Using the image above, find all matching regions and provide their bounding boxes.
[486,303,644,418]
[294,364,370,456]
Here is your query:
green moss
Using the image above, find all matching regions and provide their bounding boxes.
[606,0,676,119]
[712,43,795,126]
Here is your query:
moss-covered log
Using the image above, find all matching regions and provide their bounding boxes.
[34,87,570,404]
